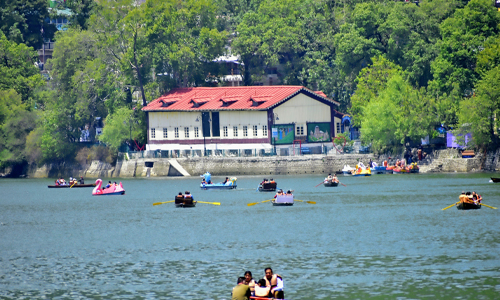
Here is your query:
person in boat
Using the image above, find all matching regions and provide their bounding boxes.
[243,271,256,296]
[274,189,284,198]
[222,177,229,184]
[286,190,292,195]
[201,178,207,185]
[326,173,333,181]
[254,279,271,298]
[472,191,482,204]
[332,174,339,183]
[79,176,84,184]
[184,191,193,199]
[270,178,275,183]
[60,177,67,185]
[104,181,111,189]
[369,159,374,168]
[232,276,251,300]
[263,267,284,299]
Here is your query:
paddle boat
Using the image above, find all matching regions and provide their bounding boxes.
[174,194,197,208]
[92,179,125,195]
[342,165,355,176]
[258,179,277,192]
[370,166,387,174]
[272,193,294,206]
[393,163,419,174]
[200,172,237,189]
[351,163,371,176]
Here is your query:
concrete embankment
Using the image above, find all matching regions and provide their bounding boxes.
[22,148,500,179]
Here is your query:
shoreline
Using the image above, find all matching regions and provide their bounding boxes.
[4,148,496,179]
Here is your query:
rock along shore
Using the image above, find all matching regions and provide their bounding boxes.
[20,148,500,179]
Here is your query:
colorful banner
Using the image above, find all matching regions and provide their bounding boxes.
[307,122,331,143]
[272,124,295,145]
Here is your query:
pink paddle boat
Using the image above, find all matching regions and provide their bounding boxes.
[92,179,125,196]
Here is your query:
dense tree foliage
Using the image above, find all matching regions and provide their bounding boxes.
[2,0,500,173]
[0,0,57,49]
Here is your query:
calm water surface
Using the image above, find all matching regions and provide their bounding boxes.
[1,173,499,299]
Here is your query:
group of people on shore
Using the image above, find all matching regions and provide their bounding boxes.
[232,268,284,300]
[459,191,482,204]
[55,176,84,186]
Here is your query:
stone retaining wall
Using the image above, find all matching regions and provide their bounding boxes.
[23,149,500,178]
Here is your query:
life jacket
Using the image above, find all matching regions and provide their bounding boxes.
[264,274,280,289]
[254,285,270,297]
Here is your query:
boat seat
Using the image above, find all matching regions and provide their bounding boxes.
[175,196,184,204]
[462,150,475,158]
[184,196,194,205]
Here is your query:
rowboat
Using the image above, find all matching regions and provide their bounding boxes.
[272,194,294,206]
[258,180,277,192]
[491,177,500,183]
[457,202,481,210]
[174,196,197,208]
[323,180,339,187]
[48,184,96,188]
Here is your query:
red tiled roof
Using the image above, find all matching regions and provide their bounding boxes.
[142,86,338,112]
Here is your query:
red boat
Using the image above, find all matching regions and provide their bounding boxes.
[92,179,125,196]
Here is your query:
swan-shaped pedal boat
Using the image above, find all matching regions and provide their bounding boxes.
[92,179,125,196]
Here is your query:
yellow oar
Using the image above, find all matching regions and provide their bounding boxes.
[248,199,273,206]
[442,202,459,210]
[295,199,316,204]
[153,200,175,206]
[197,201,221,206]
[70,182,76,188]
[481,203,497,209]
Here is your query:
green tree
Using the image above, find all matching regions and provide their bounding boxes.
[0,0,57,49]
[66,0,96,30]
[99,107,142,150]
[0,32,45,105]
[430,0,500,96]
[360,75,434,152]
[458,66,500,148]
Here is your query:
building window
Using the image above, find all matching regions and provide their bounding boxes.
[253,125,258,137]
[184,127,189,138]
[194,127,199,138]
[174,127,179,138]
[263,125,268,137]
[337,122,340,134]
[296,126,304,136]
[243,126,248,137]
[233,126,238,137]
[151,128,155,139]
[223,126,228,137]
[163,128,168,139]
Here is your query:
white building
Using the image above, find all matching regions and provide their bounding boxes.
[142,86,343,155]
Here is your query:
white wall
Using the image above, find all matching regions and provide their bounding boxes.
[148,111,269,140]
[273,94,330,124]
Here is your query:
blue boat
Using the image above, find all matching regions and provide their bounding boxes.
[200,172,237,189]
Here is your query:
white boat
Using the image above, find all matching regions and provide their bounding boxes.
[272,194,294,206]
[342,165,355,176]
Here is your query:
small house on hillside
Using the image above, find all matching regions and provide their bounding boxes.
[141,86,342,155]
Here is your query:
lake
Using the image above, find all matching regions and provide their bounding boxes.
[1,173,499,299]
